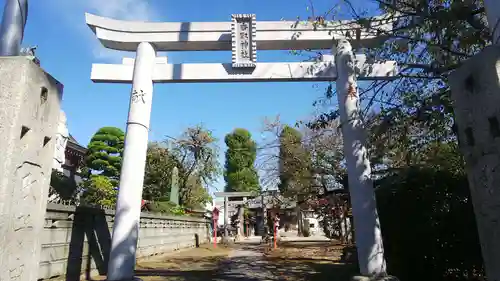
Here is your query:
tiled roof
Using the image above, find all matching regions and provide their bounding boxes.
[67,134,87,154]
[68,134,79,144]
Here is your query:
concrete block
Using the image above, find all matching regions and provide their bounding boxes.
[449,45,500,281]
[0,57,63,281]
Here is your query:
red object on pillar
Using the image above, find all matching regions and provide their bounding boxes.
[212,207,220,248]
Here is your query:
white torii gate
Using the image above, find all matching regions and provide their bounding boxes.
[86,13,397,281]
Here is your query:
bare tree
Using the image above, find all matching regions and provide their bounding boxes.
[165,124,220,206]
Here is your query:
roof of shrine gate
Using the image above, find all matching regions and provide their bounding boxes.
[85,13,395,52]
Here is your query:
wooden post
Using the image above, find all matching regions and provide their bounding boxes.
[273,224,277,249]
[213,218,217,248]
[212,207,219,248]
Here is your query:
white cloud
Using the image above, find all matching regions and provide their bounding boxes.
[86,0,157,21]
[50,0,162,62]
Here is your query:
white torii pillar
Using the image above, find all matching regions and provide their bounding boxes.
[335,39,387,278]
[107,42,156,281]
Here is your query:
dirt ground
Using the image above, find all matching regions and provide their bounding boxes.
[83,245,231,281]
[134,245,232,281]
[53,240,358,281]
[133,240,358,281]
[261,241,359,281]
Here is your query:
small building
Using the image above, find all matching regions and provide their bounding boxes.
[62,134,87,184]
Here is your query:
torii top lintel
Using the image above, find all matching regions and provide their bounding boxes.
[85,13,395,52]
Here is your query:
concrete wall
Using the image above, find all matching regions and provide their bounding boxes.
[39,203,210,280]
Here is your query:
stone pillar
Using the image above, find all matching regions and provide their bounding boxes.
[53,110,69,172]
[107,42,156,281]
[334,39,387,277]
[449,45,500,281]
[484,0,500,45]
[237,205,244,237]
[0,57,63,281]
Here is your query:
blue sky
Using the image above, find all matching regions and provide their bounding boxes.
[6,0,379,193]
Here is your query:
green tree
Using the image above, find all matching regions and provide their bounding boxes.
[285,2,486,276]
[81,175,118,208]
[49,170,80,204]
[224,128,260,193]
[182,175,212,209]
[143,139,213,211]
[278,125,314,236]
[306,0,488,164]
[143,142,180,201]
[168,125,220,206]
[84,127,125,185]
[278,125,313,198]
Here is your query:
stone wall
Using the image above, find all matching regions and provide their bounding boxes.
[39,203,210,280]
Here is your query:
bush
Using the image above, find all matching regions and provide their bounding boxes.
[376,167,484,281]
[80,175,117,208]
[49,170,80,203]
[146,201,185,216]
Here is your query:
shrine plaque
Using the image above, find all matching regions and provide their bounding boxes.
[231,14,256,68]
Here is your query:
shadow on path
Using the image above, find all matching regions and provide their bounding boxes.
[133,243,357,281]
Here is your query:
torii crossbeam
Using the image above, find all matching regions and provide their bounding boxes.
[86,13,394,51]
[91,55,396,83]
[85,12,398,281]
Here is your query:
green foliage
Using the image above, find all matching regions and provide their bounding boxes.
[278,125,313,198]
[181,175,212,210]
[146,201,186,216]
[308,0,489,166]
[224,128,260,193]
[376,166,483,281]
[81,175,117,208]
[171,125,221,186]
[286,3,487,279]
[49,170,79,202]
[85,127,125,184]
[169,125,220,207]
[143,142,180,201]
[143,139,212,210]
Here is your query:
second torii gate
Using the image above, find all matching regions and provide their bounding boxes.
[86,13,397,281]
